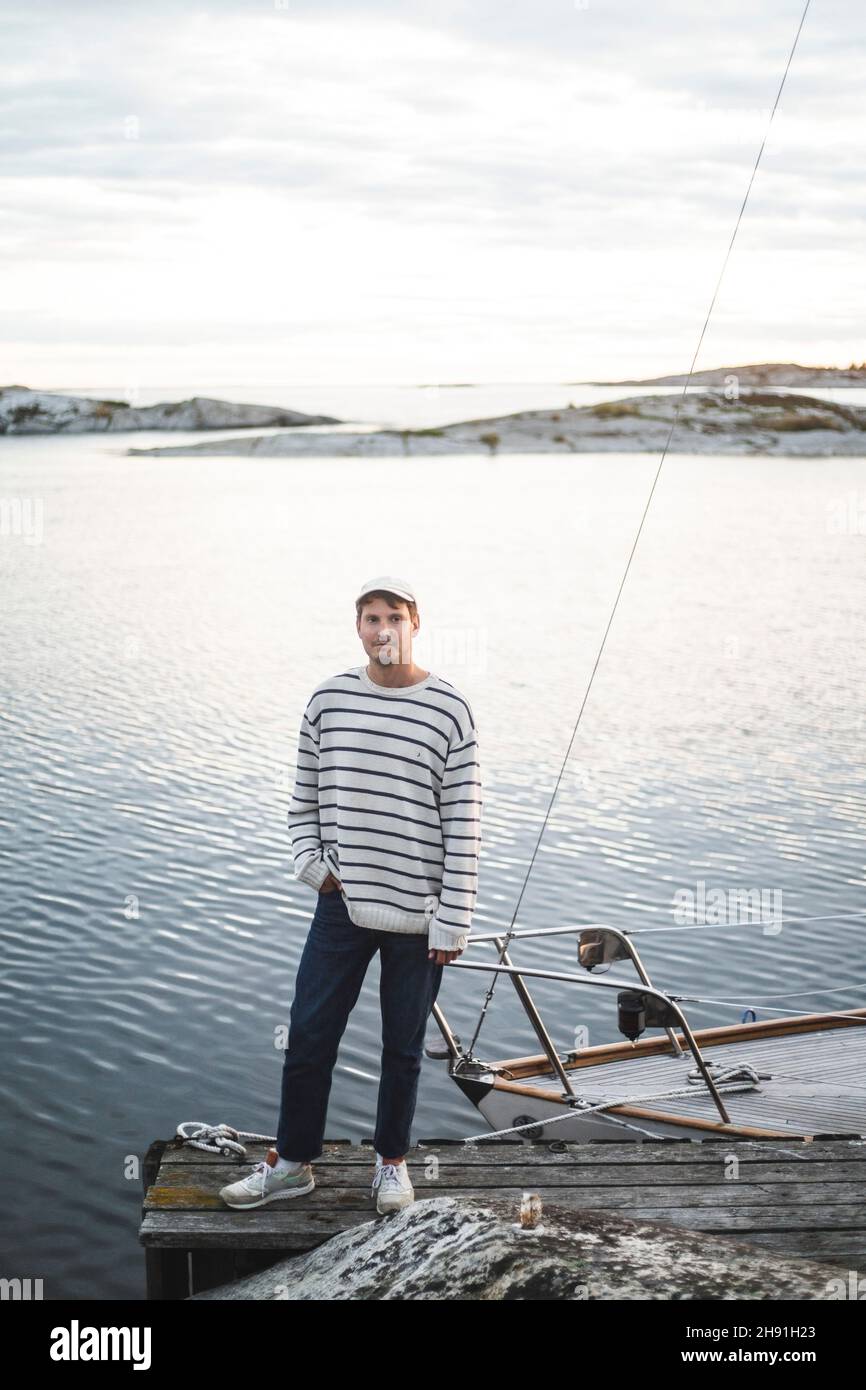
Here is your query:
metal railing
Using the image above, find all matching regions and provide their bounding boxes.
[431,925,732,1125]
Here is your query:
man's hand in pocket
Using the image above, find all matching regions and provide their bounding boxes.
[319,872,342,894]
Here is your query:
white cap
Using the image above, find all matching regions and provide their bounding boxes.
[356,575,417,605]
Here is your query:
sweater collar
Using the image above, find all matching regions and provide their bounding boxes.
[357,664,433,695]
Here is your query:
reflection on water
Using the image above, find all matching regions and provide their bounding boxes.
[2,433,866,1296]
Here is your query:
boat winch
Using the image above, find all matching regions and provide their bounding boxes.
[617,989,681,1041]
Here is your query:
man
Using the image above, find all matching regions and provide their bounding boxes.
[220,575,482,1215]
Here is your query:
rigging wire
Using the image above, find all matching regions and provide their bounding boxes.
[465,0,815,1059]
[679,982,866,1005]
[624,909,866,934]
[475,907,866,939]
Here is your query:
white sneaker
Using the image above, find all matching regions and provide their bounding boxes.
[219,1147,314,1209]
[371,1153,414,1214]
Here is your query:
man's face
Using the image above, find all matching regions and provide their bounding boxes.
[357,597,417,666]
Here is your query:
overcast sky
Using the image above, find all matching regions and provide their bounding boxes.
[2,0,863,392]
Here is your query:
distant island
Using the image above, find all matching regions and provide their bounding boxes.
[6,366,866,456]
[129,389,866,459]
[0,386,340,434]
[586,362,866,388]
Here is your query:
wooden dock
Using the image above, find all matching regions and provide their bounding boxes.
[139,1134,866,1299]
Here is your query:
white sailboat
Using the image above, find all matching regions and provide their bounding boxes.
[429,925,866,1142]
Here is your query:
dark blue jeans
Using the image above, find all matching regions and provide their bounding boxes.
[275,888,444,1162]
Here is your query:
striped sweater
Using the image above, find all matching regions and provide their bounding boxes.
[288,665,482,950]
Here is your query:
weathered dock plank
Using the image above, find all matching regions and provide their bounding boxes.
[139,1135,866,1298]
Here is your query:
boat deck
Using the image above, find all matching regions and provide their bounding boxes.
[509,1024,866,1135]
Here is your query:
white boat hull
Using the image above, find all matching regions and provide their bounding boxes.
[449,1011,866,1143]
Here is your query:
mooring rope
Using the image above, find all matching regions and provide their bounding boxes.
[175,1121,278,1160]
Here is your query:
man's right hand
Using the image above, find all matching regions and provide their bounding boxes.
[318,872,342,894]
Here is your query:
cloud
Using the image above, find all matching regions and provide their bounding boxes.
[1,0,863,386]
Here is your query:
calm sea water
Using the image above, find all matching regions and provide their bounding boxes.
[2,394,866,1297]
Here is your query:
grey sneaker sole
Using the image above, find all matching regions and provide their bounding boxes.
[375,1191,414,1215]
[221,1174,315,1209]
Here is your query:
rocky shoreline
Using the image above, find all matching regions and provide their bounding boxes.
[592,362,866,388]
[128,389,866,459]
[0,385,338,434]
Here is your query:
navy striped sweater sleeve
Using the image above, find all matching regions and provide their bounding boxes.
[427,721,482,950]
[287,704,332,891]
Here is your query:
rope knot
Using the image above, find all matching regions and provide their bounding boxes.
[175,1121,271,1159]
[687,1062,765,1088]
